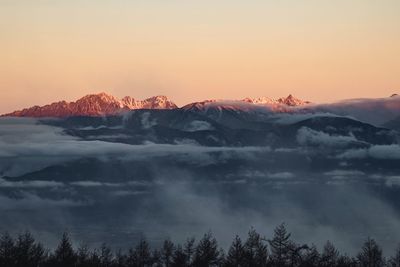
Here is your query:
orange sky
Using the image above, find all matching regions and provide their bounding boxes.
[1,0,399,112]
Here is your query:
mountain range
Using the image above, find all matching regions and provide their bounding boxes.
[2,92,309,118]
[3,92,400,128]
[2,93,177,117]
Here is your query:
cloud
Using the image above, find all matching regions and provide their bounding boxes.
[308,96,400,125]
[323,170,365,180]
[338,144,400,159]
[77,125,124,130]
[69,180,150,187]
[385,176,400,187]
[184,120,214,132]
[0,178,64,188]
[86,134,132,140]
[111,190,149,197]
[141,112,157,129]
[0,193,86,210]
[267,172,295,179]
[70,181,121,187]
[324,170,365,176]
[296,127,360,147]
[270,113,345,125]
[0,117,271,177]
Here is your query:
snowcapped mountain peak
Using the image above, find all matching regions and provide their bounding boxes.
[243,97,275,104]
[242,95,309,106]
[139,95,178,109]
[3,92,178,117]
[277,94,309,106]
[2,92,310,118]
[76,92,123,106]
[182,95,310,113]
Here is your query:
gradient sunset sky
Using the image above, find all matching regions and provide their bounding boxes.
[1,0,399,113]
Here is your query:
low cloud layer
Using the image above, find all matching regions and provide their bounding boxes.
[0,118,269,176]
[184,120,214,132]
[338,144,400,159]
[296,127,361,147]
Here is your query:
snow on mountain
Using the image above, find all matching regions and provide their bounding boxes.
[277,94,311,106]
[4,91,399,126]
[242,96,276,105]
[182,95,310,113]
[242,94,310,106]
[3,92,178,117]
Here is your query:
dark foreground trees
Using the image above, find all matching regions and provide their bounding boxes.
[0,224,398,267]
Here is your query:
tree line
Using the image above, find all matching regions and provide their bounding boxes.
[0,223,399,267]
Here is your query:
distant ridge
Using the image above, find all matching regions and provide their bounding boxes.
[2,93,310,117]
[182,94,310,112]
[2,92,178,117]
[3,92,400,126]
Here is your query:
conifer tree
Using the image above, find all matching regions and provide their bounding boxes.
[320,241,339,267]
[51,232,76,267]
[337,255,356,267]
[115,249,128,267]
[76,243,90,267]
[127,237,152,267]
[244,229,268,267]
[357,238,384,267]
[171,245,188,267]
[89,249,101,266]
[0,232,15,267]
[14,232,46,267]
[99,243,114,267]
[300,244,320,267]
[389,245,400,267]
[225,235,245,267]
[184,237,196,266]
[268,223,291,267]
[192,232,220,267]
[152,249,163,267]
[162,239,175,267]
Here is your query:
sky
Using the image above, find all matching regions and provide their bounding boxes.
[0,0,399,113]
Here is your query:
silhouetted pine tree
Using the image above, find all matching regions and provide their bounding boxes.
[99,243,114,267]
[224,235,245,267]
[337,255,356,267]
[299,244,320,267]
[127,237,152,267]
[218,248,226,267]
[14,232,46,267]
[171,245,188,267]
[0,232,15,267]
[320,240,339,267]
[287,242,309,267]
[184,237,196,266]
[76,243,91,267]
[357,238,384,267]
[192,232,221,267]
[268,223,292,267]
[50,232,76,267]
[389,245,400,267]
[244,229,268,267]
[115,249,128,267]
[162,239,175,267]
[127,246,136,267]
[89,249,101,266]
[151,249,163,267]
